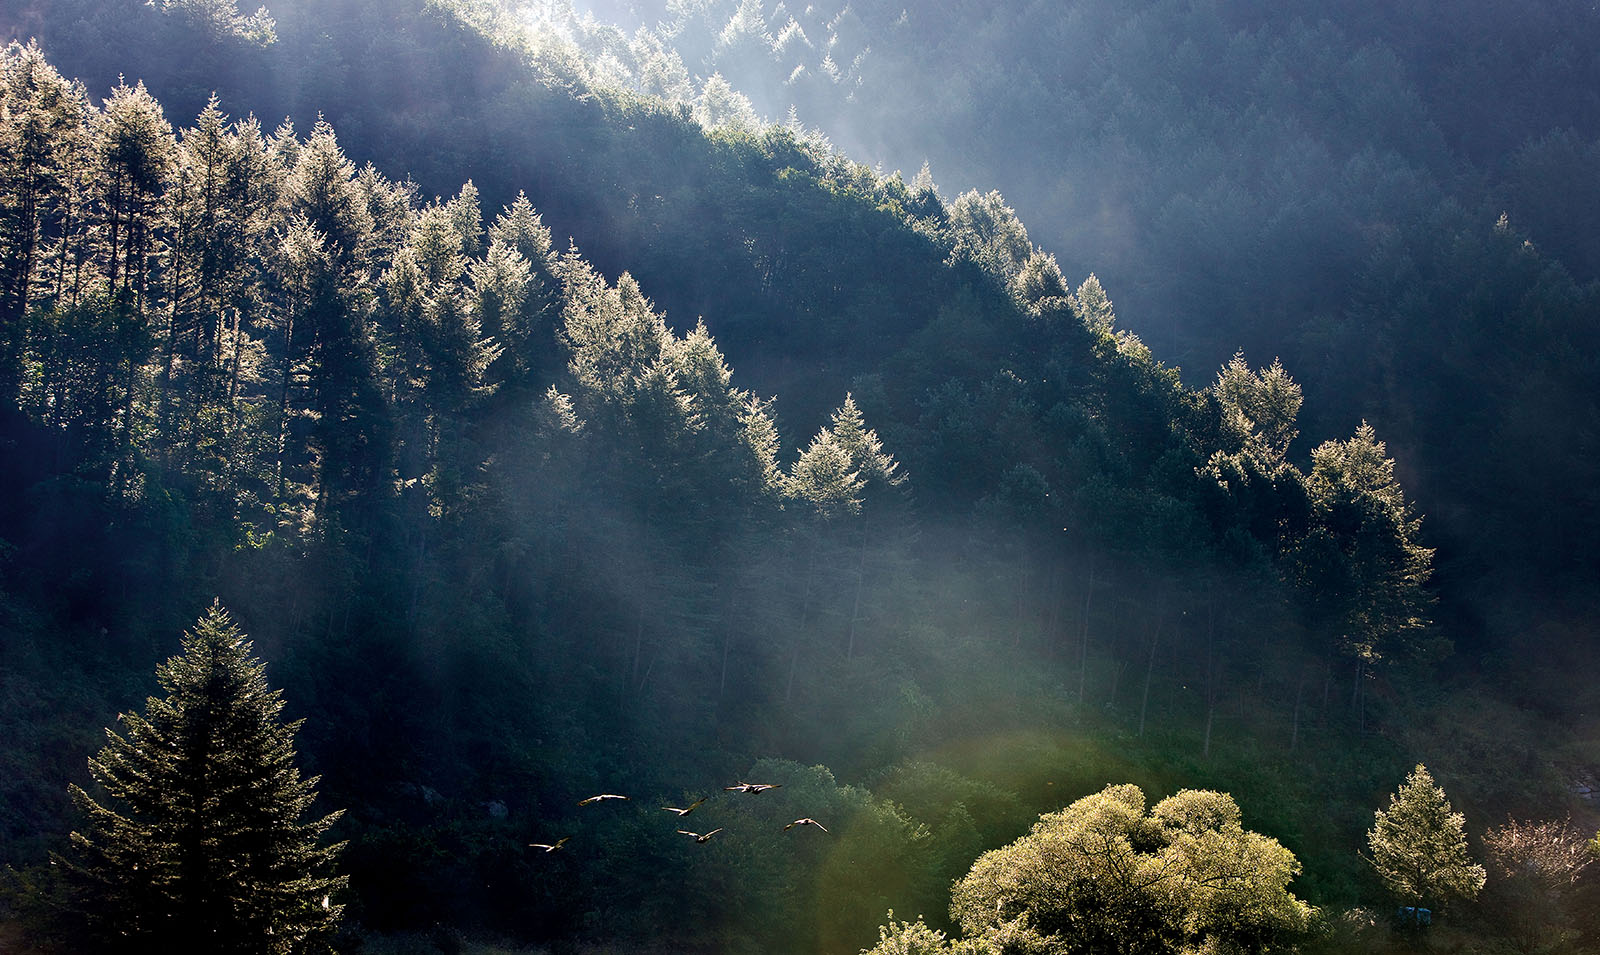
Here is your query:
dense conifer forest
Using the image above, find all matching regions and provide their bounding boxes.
[0,0,1596,952]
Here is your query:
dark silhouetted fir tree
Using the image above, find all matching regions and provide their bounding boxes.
[60,601,345,953]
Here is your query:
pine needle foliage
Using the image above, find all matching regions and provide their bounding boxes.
[59,601,345,953]
[1366,764,1485,910]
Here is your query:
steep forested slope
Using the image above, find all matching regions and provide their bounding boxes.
[512,0,1600,667]
[1,1,1597,952]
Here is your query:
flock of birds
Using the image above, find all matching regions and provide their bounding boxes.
[528,782,828,853]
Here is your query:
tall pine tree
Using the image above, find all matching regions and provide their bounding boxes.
[61,601,345,953]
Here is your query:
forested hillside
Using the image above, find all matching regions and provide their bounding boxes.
[1,0,1597,952]
[515,0,1600,676]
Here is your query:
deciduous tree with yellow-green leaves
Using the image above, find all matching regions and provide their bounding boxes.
[867,784,1313,955]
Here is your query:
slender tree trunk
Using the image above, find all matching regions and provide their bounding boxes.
[786,640,800,704]
[638,652,656,694]
[157,227,187,465]
[1077,556,1096,704]
[227,306,244,404]
[274,305,294,499]
[1107,593,1127,709]
[68,224,86,307]
[1322,653,1333,713]
[1291,671,1306,751]
[1045,559,1063,664]
[51,190,75,303]
[1203,597,1216,760]
[716,561,747,707]
[787,538,817,705]
[1351,658,1367,732]
[1014,544,1029,650]
[1,183,39,370]
[16,201,37,320]
[1358,663,1368,732]
[114,350,138,492]
[106,182,123,295]
[631,611,645,692]
[1258,621,1271,693]
[1137,595,1165,738]
[846,511,868,661]
[407,522,427,624]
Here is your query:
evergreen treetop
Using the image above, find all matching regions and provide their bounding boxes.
[1366,764,1486,910]
[61,601,345,953]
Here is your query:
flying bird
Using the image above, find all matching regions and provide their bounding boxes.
[783,818,828,833]
[678,828,724,843]
[528,837,571,852]
[661,797,709,816]
[724,782,782,794]
[577,794,629,806]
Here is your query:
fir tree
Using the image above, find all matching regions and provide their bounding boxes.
[946,189,1031,280]
[1072,273,1115,336]
[0,41,90,400]
[1367,764,1486,911]
[786,427,864,519]
[825,393,904,494]
[94,77,175,308]
[60,601,345,953]
[1213,351,1302,458]
[1298,421,1436,670]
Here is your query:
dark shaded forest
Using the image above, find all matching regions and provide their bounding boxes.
[529,0,1600,676]
[0,0,1596,952]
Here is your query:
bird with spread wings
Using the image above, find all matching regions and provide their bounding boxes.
[783,818,828,833]
[528,836,571,852]
[724,782,782,794]
[662,797,710,816]
[677,828,724,844]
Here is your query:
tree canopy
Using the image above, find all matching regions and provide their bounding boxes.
[1366,764,1485,911]
[933,784,1313,955]
[3,4,1597,952]
[59,601,345,953]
